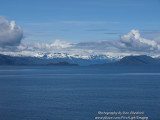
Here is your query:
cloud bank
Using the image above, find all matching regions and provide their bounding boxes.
[0,23,160,58]
[0,16,23,47]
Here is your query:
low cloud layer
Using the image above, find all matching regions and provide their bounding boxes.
[0,28,160,58]
[0,16,23,47]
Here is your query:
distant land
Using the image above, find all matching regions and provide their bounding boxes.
[0,54,117,65]
[91,55,160,66]
[0,54,78,66]
[47,62,78,66]
[104,55,160,65]
[1,54,160,66]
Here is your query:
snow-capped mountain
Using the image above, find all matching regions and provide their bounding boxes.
[0,53,122,65]
[1,52,160,66]
[30,52,123,60]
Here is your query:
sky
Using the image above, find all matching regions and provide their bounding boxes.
[0,0,160,58]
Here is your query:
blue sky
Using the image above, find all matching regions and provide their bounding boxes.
[1,0,160,42]
[0,0,160,58]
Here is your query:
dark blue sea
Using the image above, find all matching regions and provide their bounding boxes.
[0,66,160,120]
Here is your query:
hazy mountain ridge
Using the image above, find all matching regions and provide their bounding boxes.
[105,55,160,65]
[0,54,118,65]
[1,54,160,66]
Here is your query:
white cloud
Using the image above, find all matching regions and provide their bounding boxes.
[120,29,160,51]
[50,40,73,48]
[17,39,73,51]
[0,16,23,46]
[1,29,160,58]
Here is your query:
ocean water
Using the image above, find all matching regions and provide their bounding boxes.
[0,66,160,120]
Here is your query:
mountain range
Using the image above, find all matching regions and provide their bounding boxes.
[0,54,118,65]
[105,55,160,65]
[0,54,160,66]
